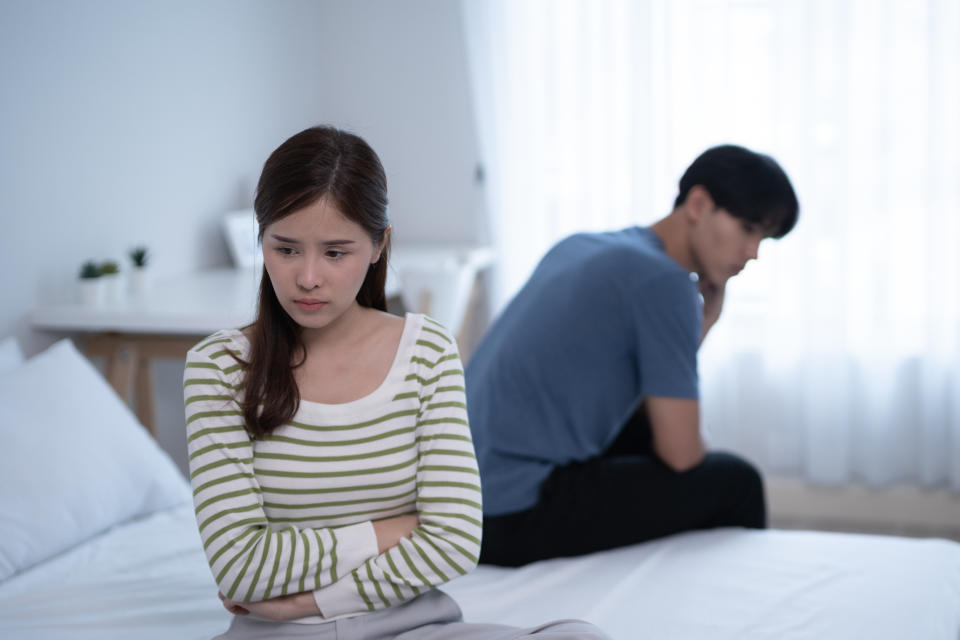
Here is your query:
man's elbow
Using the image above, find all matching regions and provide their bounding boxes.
[659,449,706,473]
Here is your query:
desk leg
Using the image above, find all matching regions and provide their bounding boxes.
[85,336,154,433]
[82,334,199,438]
[135,337,203,435]
[135,355,156,437]
[86,336,138,411]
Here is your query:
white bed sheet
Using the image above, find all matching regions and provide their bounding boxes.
[2,504,959,640]
[0,504,230,639]
[447,527,960,639]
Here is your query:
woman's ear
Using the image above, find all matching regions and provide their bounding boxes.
[372,226,392,263]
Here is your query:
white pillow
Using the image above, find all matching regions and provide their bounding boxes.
[0,337,23,375]
[0,339,191,581]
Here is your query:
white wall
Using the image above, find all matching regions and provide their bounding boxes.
[309,2,486,246]
[0,0,481,474]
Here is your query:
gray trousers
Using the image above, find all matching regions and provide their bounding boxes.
[213,589,609,640]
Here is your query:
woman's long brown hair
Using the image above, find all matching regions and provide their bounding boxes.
[240,126,390,438]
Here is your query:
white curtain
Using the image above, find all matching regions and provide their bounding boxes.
[462,0,960,490]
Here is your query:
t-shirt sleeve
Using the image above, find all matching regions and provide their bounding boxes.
[630,271,700,399]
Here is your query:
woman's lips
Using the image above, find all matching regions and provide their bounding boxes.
[294,299,327,311]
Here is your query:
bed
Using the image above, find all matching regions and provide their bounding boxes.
[2,337,959,639]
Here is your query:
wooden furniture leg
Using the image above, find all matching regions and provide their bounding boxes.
[135,354,156,437]
[86,335,138,408]
[82,334,201,438]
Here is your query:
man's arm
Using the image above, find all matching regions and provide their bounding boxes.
[645,395,706,471]
[699,276,726,345]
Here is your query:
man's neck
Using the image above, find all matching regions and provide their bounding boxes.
[650,209,696,272]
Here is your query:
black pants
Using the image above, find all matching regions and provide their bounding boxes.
[479,406,767,567]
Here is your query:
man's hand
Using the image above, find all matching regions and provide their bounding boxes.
[218,591,320,621]
[699,275,726,344]
[372,513,420,554]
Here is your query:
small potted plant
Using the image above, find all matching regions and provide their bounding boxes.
[99,259,122,302]
[130,246,149,268]
[128,246,150,295]
[78,260,104,306]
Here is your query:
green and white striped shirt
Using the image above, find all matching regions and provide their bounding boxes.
[184,313,481,621]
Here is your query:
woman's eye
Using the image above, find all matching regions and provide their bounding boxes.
[326,250,346,259]
[276,247,296,256]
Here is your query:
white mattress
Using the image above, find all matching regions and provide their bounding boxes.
[2,503,959,639]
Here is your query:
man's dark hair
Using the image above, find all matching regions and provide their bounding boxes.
[674,144,799,238]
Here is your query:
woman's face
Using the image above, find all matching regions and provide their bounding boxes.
[262,198,385,335]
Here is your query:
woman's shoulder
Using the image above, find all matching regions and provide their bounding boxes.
[407,313,458,357]
[187,328,250,364]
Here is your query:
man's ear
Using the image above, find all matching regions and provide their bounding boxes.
[685,185,716,223]
[373,225,392,263]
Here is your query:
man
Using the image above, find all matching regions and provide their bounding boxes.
[466,144,799,566]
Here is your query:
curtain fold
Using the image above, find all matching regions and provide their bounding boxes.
[462,0,960,489]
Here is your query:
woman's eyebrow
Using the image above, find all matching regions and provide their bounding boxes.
[268,233,357,246]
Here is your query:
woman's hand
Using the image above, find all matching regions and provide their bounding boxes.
[217,515,420,621]
[372,513,420,554]
[219,591,249,616]
[218,591,320,622]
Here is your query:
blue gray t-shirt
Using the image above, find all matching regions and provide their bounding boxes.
[466,227,701,516]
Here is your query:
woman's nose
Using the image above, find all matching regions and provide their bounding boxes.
[296,255,323,289]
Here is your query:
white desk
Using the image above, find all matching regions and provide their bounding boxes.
[32,246,493,433]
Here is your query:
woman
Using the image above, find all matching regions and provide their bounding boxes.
[184,126,607,639]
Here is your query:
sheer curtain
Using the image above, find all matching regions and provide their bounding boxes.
[462,0,960,489]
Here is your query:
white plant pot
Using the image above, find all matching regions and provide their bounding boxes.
[129,266,149,296]
[102,273,122,303]
[80,279,106,307]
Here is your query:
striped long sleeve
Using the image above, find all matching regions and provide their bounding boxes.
[311,319,482,618]
[184,334,379,603]
[183,314,482,620]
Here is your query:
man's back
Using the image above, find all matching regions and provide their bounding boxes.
[466,226,701,516]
